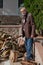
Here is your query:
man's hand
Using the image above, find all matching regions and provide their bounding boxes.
[31,35,34,38]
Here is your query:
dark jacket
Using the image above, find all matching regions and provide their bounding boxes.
[22,13,35,38]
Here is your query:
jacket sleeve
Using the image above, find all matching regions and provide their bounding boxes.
[30,13,35,37]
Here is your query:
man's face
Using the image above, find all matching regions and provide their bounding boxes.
[21,10,26,16]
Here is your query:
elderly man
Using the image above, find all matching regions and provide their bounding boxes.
[20,7,35,61]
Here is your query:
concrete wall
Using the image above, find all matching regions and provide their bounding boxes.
[35,42,43,65]
[0,0,19,15]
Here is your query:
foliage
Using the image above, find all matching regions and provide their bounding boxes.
[24,0,43,31]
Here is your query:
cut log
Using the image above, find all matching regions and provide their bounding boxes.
[21,60,37,65]
[9,50,19,62]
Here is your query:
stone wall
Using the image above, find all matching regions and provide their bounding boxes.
[0,15,21,25]
[0,25,22,36]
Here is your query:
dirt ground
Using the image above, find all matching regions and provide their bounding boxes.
[0,60,22,65]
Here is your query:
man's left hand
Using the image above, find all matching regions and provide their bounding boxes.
[31,35,34,38]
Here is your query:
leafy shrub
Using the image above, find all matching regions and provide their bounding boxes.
[24,0,43,31]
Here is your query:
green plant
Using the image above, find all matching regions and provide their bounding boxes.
[24,0,43,31]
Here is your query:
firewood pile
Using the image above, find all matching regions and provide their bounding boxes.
[0,31,25,62]
[0,31,38,65]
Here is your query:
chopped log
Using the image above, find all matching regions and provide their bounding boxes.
[21,60,37,65]
[9,50,19,62]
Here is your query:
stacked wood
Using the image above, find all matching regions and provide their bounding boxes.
[21,60,37,65]
[9,50,19,62]
[0,40,3,49]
